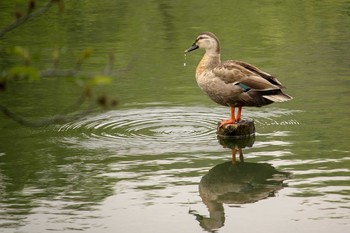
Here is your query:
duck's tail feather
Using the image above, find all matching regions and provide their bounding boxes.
[262,92,293,102]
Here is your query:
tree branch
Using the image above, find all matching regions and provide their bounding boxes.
[0,103,95,128]
[0,0,56,38]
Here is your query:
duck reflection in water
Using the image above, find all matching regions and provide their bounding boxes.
[190,136,291,232]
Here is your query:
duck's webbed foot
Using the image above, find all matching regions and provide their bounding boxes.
[219,106,238,128]
[219,119,235,128]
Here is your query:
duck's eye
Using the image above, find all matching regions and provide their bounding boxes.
[196,36,209,42]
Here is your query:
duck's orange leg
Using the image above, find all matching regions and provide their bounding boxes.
[232,148,237,165]
[236,106,243,122]
[219,106,235,127]
[239,148,244,162]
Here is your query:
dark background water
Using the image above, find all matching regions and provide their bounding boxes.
[0,0,349,232]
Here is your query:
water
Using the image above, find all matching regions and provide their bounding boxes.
[1,0,350,233]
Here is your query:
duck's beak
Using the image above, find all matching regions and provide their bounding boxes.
[184,43,199,54]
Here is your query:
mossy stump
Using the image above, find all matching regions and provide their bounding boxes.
[217,134,255,149]
[216,119,255,138]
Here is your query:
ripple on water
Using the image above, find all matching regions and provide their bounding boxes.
[56,106,219,155]
[55,106,299,156]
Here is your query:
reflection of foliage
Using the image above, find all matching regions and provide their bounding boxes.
[0,0,119,127]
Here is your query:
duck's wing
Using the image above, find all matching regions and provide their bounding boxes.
[212,61,282,91]
[232,60,285,88]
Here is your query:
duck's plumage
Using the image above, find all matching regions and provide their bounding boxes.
[185,32,292,124]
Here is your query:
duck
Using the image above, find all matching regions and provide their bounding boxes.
[184,32,292,127]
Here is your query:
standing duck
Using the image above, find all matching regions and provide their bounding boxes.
[184,32,292,127]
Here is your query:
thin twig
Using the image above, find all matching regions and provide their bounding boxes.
[40,68,78,78]
[103,53,115,76]
[0,0,55,38]
[0,103,95,127]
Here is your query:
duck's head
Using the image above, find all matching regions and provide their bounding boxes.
[184,32,220,55]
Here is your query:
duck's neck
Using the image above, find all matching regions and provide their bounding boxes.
[196,52,221,76]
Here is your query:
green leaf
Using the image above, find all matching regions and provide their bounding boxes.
[9,66,40,81]
[13,46,30,61]
[87,75,112,86]
[79,48,93,61]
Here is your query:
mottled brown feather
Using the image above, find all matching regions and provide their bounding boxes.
[212,61,280,90]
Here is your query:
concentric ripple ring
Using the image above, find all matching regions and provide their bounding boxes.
[55,106,298,156]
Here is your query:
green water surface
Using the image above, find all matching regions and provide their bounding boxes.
[0,1,349,233]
